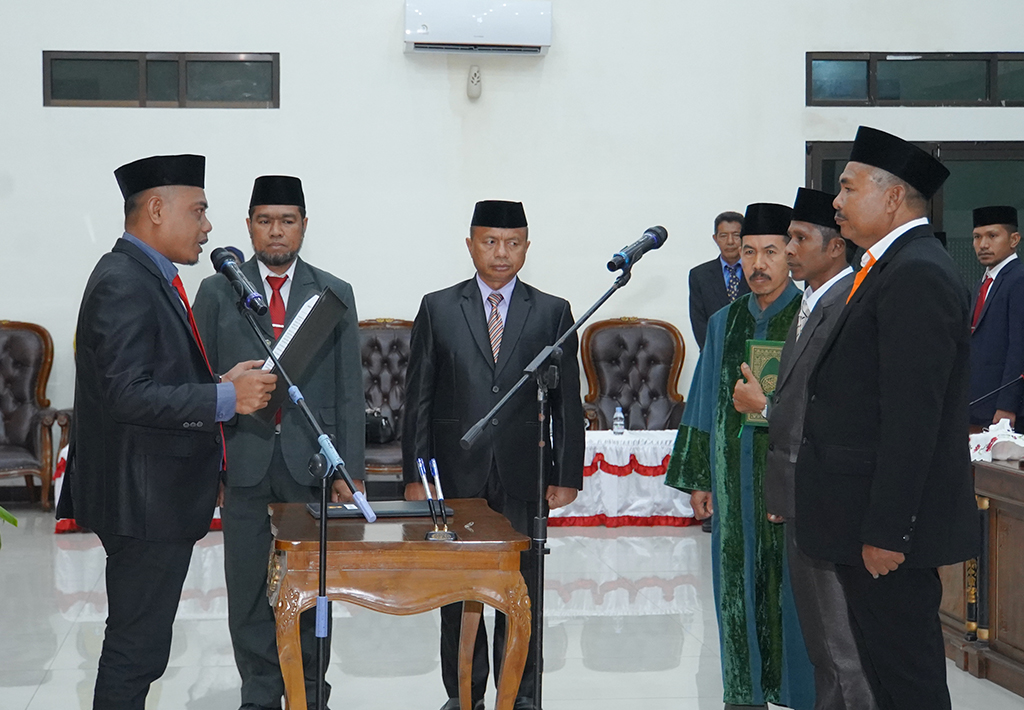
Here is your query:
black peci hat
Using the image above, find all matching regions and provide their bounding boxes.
[471,200,528,229]
[791,188,838,231]
[114,154,205,200]
[848,126,949,200]
[249,175,305,209]
[740,203,793,238]
[972,205,1018,229]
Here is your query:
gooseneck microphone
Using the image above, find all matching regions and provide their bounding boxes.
[607,226,669,272]
[210,247,268,316]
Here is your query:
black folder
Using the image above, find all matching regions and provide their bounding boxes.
[253,287,346,425]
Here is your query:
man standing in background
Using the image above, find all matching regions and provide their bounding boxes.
[403,200,585,710]
[194,175,365,710]
[667,202,813,710]
[59,155,276,710]
[688,211,750,351]
[968,205,1024,431]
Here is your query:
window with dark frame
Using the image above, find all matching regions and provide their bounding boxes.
[43,51,279,108]
[807,52,1024,107]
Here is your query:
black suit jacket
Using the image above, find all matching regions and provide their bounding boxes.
[968,258,1024,424]
[688,257,750,349]
[796,225,980,568]
[402,278,585,500]
[193,257,365,486]
[765,271,854,519]
[58,239,221,541]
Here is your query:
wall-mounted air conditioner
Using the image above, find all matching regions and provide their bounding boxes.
[404,0,552,56]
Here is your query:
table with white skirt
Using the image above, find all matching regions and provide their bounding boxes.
[549,429,695,528]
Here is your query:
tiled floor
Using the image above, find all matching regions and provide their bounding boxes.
[1,508,1021,710]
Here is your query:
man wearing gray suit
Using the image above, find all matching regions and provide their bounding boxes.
[193,176,365,710]
[733,188,876,710]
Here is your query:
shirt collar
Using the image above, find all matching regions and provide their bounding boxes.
[985,252,1018,281]
[476,273,517,303]
[862,217,930,268]
[803,265,854,313]
[120,232,178,286]
[720,255,742,274]
[257,258,297,284]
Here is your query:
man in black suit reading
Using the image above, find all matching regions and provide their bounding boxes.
[402,200,585,710]
[57,155,277,710]
[968,205,1024,431]
[688,210,750,351]
[795,127,981,710]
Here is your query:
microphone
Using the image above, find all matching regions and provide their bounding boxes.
[210,247,268,316]
[607,226,668,272]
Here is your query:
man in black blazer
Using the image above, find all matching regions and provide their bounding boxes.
[57,155,276,710]
[795,127,980,710]
[193,176,365,710]
[734,188,875,710]
[688,210,750,350]
[403,200,585,710]
[968,205,1024,430]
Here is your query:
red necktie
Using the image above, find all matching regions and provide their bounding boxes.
[266,275,288,425]
[972,276,993,331]
[171,275,227,468]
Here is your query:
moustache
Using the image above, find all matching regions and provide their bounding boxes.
[749,270,770,280]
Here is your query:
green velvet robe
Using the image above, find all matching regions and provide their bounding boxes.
[667,284,814,708]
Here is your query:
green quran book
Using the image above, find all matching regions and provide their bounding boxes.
[743,339,785,427]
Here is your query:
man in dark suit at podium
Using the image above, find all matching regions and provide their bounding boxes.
[688,211,750,351]
[403,200,585,710]
[968,205,1024,431]
[795,127,981,710]
[193,175,365,710]
[59,154,277,710]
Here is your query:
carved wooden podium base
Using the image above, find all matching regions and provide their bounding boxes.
[268,499,531,710]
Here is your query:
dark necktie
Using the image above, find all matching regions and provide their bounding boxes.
[171,275,226,468]
[972,275,993,331]
[266,275,288,425]
[487,292,504,363]
[726,264,740,302]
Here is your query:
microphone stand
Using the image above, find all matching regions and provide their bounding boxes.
[233,299,375,710]
[970,374,1024,407]
[460,266,634,709]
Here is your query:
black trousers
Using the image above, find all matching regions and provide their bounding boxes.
[440,471,539,703]
[222,437,328,709]
[93,532,196,710]
[834,563,950,710]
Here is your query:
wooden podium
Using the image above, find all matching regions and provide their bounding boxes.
[268,499,532,710]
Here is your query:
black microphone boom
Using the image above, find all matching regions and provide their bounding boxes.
[211,247,269,316]
[607,226,668,272]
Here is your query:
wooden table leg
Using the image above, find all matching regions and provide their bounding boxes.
[274,579,309,710]
[494,577,531,710]
[459,600,483,710]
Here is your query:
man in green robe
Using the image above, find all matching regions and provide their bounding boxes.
[668,202,814,710]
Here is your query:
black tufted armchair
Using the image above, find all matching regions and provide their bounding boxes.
[580,317,686,431]
[0,321,58,509]
[358,318,413,493]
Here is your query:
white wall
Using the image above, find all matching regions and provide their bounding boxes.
[3,0,1024,409]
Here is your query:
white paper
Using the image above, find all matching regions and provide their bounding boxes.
[261,293,320,371]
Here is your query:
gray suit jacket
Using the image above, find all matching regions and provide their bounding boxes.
[765,271,854,519]
[193,257,365,486]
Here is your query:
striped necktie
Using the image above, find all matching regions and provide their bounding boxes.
[796,297,812,339]
[487,292,504,363]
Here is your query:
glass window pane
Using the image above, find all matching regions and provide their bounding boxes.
[51,59,138,101]
[186,61,272,102]
[811,60,868,101]
[877,59,987,102]
[998,60,1024,102]
[147,61,178,102]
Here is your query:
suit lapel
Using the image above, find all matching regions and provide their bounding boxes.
[460,280,495,368]
[975,258,1019,329]
[114,239,194,342]
[495,280,532,379]
[777,307,807,390]
[284,259,319,325]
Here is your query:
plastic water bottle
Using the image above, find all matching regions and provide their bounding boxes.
[612,406,626,435]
